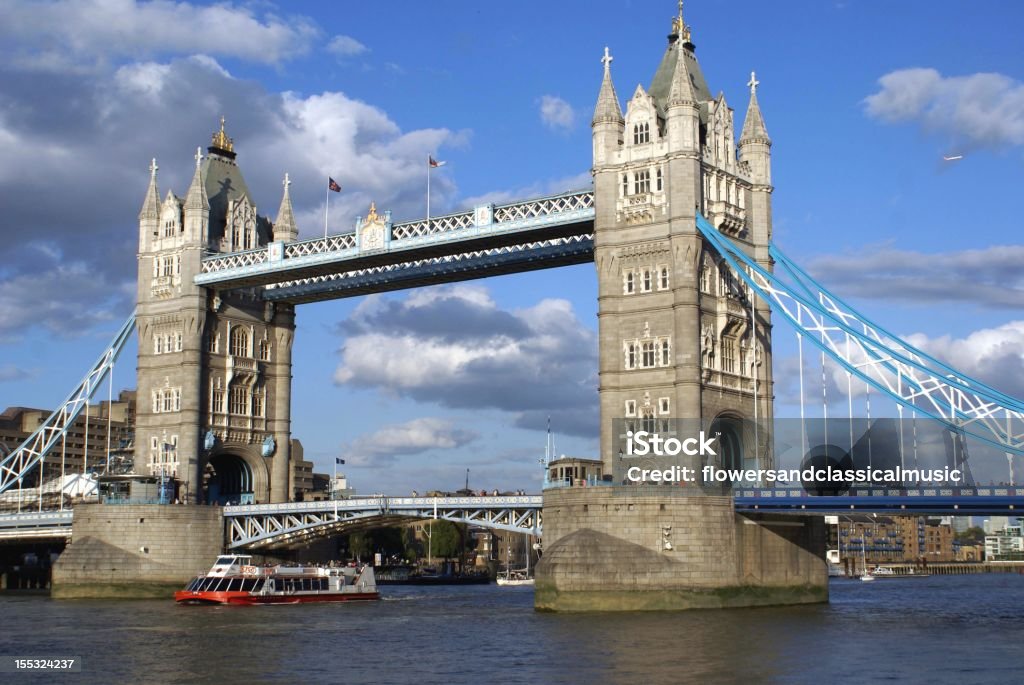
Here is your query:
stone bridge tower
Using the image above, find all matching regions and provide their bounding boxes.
[592,10,775,477]
[135,120,296,504]
[536,9,826,612]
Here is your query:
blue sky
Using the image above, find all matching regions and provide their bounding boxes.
[0,0,1022,493]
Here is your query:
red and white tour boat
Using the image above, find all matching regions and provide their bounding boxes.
[175,554,380,605]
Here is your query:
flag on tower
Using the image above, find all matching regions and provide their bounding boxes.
[428,156,446,168]
[328,177,341,192]
[336,457,345,465]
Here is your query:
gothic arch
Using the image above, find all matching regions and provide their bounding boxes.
[203,446,269,504]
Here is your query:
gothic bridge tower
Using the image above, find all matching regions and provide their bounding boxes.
[536,7,825,612]
[593,10,775,476]
[135,120,297,504]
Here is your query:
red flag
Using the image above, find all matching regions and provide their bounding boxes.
[428,156,446,168]
[328,177,341,192]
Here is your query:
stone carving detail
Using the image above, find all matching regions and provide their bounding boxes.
[359,202,387,251]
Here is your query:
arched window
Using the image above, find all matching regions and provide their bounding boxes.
[259,340,271,361]
[642,342,655,368]
[659,267,669,290]
[633,124,640,145]
[155,335,163,355]
[642,269,652,292]
[656,167,663,191]
[230,327,249,357]
[208,332,220,354]
[641,409,655,433]
[699,266,710,293]
[661,339,670,366]
[634,170,651,195]
[622,173,629,197]
[627,344,636,369]
[625,272,635,294]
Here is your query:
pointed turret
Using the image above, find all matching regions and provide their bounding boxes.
[665,25,701,154]
[183,146,210,243]
[739,72,772,189]
[184,147,209,211]
[139,158,160,221]
[592,46,625,168]
[739,72,770,144]
[274,173,299,243]
[593,46,624,125]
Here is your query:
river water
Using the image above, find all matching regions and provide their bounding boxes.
[1,574,1022,684]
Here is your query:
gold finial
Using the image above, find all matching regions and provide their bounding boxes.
[211,115,234,152]
[672,0,692,43]
[366,201,379,223]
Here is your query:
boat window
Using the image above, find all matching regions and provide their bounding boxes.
[228,578,243,591]
[200,577,216,591]
[214,578,229,592]
[186,577,200,591]
[303,579,312,592]
[240,579,255,592]
[215,556,235,566]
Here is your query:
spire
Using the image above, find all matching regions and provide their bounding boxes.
[592,46,624,125]
[739,71,770,143]
[139,158,160,220]
[274,172,298,242]
[670,0,694,50]
[667,39,697,107]
[184,146,209,211]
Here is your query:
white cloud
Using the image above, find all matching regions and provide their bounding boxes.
[864,68,1024,149]
[334,285,598,437]
[539,95,576,132]
[342,418,477,466]
[906,321,1024,399]
[0,0,319,67]
[0,50,470,337]
[326,35,368,57]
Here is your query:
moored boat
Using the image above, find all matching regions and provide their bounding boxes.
[175,555,379,605]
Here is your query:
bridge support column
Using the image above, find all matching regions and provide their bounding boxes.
[51,504,224,599]
[535,489,827,611]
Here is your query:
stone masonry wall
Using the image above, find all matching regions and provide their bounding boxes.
[52,504,224,598]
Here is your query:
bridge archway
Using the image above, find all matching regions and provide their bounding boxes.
[710,415,745,474]
[204,452,264,505]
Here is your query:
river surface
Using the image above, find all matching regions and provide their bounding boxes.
[1,574,1023,684]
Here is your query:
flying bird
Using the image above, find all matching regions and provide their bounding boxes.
[943,155,963,161]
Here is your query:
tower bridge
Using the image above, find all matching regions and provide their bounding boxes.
[1,3,1023,607]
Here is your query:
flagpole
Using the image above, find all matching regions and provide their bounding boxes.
[426,154,431,231]
[324,181,330,238]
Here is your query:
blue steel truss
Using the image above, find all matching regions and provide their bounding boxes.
[695,213,1024,457]
[0,313,136,495]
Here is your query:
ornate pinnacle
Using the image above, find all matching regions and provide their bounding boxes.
[210,115,234,153]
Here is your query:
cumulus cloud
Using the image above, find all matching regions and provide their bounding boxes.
[334,285,598,437]
[326,35,368,58]
[0,44,465,340]
[806,244,1024,308]
[864,68,1024,149]
[341,417,477,466]
[0,0,319,68]
[906,321,1024,399]
[538,95,576,132]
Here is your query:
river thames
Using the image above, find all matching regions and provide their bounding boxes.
[1,574,1022,684]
